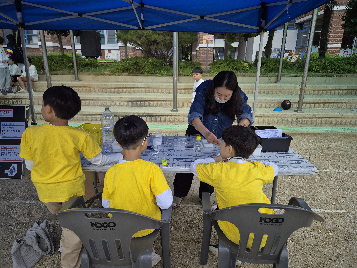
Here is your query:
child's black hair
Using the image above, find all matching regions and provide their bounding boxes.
[28,58,32,64]
[43,86,81,120]
[221,125,259,158]
[0,36,4,44]
[192,67,203,74]
[114,115,149,149]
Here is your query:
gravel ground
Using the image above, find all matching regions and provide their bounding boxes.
[1,132,356,268]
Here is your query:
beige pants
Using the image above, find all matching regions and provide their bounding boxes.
[45,202,82,268]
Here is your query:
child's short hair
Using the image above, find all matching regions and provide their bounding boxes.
[221,125,259,158]
[28,58,32,64]
[192,67,203,74]
[114,115,148,149]
[43,86,81,120]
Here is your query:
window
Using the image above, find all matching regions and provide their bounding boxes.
[230,48,237,59]
[99,30,118,45]
[214,47,224,60]
[24,30,38,45]
[296,21,310,49]
[277,19,296,30]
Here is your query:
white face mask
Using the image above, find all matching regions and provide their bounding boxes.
[215,96,230,104]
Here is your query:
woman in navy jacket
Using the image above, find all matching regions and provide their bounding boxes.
[173,71,253,206]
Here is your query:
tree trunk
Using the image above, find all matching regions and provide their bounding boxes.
[319,3,334,58]
[264,30,275,58]
[237,37,246,60]
[57,33,64,55]
[125,44,128,58]
[224,33,230,59]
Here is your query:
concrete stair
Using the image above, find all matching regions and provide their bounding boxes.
[1,74,356,134]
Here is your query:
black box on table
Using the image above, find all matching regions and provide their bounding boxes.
[253,126,293,152]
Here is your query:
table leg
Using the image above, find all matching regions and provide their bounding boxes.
[271,176,278,204]
[93,171,98,194]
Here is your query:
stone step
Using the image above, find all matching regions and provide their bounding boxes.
[26,104,357,128]
[2,92,357,109]
[31,80,357,95]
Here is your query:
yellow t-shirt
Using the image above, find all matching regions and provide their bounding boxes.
[20,124,102,203]
[102,159,170,237]
[196,160,275,248]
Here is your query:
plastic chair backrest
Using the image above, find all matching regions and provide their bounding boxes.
[210,203,323,262]
[55,208,162,267]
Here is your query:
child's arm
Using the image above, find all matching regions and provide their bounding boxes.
[261,161,279,177]
[190,158,215,177]
[87,152,123,166]
[155,188,173,209]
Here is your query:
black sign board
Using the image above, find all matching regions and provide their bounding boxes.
[0,105,26,179]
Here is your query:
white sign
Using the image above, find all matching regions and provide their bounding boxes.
[0,109,13,117]
[0,145,22,162]
[1,122,26,139]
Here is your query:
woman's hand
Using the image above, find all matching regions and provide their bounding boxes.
[238,118,251,127]
[204,132,221,146]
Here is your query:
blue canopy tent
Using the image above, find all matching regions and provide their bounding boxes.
[0,0,330,125]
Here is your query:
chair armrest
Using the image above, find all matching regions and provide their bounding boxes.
[161,206,172,222]
[288,197,312,211]
[288,197,324,222]
[201,192,211,213]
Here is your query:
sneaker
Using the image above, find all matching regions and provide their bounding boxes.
[152,252,161,267]
[17,88,25,93]
[1,90,7,95]
[6,89,15,94]
[172,196,182,208]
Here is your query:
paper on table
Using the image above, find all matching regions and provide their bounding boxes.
[112,141,123,152]
[255,129,283,139]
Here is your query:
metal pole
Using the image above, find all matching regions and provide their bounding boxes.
[40,30,51,88]
[277,23,288,82]
[171,32,178,112]
[20,28,36,124]
[252,32,265,125]
[70,30,79,81]
[296,8,318,113]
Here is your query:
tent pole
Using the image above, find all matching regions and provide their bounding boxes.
[252,32,265,125]
[277,22,288,82]
[70,30,79,81]
[295,8,318,113]
[40,30,51,88]
[172,32,178,112]
[19,28,36,124]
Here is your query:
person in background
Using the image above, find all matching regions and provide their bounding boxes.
[6,34,24,70]
[8,58,22,92]
[190,125,278,253]
[173,71,253,207]
[102,115,173,267]
[191,66,204,103]
[20,85,123,268]
[0,36,12,95]
[17,58,38,93]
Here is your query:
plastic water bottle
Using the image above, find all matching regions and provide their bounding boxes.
[101,107,115,154]
[194,135,203,152]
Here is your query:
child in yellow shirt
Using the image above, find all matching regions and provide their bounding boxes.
[190,125,279,250]
[20,85,122,268]
[102,115,173,267]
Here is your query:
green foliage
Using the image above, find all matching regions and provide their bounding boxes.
[116,30,197,63]
[342,0,357,37]
[209,58,253,74]
[28,53,357,75]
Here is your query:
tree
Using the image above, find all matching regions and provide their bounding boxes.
[264,29,276,58]
[46,30,69,55]
[117,30,197,63]
[342,0,357,37]
[319,1,335,58]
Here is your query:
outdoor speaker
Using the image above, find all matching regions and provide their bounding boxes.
[80,30,101,58]
[281,100,292,110]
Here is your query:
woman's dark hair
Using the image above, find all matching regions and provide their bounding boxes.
[221,125,259,158]
[43,86,81,120]
[114,115,148,149]
[205,71,243,120]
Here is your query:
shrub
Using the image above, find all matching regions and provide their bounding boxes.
[209,58,252,74]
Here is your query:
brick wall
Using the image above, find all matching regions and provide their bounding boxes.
[327,10,346,55]
[119,46,143,59]
[192,32,214,69]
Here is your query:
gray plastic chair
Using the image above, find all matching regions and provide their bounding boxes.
[51,196,172,268]
[200,192,324,268]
